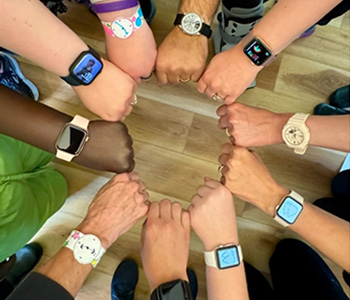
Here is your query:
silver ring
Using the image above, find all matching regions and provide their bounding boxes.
[179,77,190,83]
[225,128,231,137]
[212,94,225,102]
[131,94,138,105]
[218,164,224,173]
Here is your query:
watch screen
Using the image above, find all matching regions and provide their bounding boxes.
[277,196,303,224]
[73,53,103,84]
[56,125,87,155]
[243,38,271,66]
[285,126,304,145]
[182,13,202,34]
[216,246,240,269]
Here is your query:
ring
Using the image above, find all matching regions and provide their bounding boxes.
[141,73,153,81]
[179,77,190,83]
[218,164,224,173]
[212,93,225,102]
[225,128,231,137]
[131,94,138,105]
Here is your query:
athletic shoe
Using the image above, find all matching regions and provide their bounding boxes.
[313,103,349,115]
[329,85,350,110]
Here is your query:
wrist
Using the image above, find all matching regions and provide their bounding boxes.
[274,113,293,144]
[202,233,239,251]
[263,185,290,217]
[231,42,264,72]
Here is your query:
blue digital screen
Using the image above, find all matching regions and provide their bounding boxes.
[217,246,240,269]
[277,196,303,224]
[73,53,102,84]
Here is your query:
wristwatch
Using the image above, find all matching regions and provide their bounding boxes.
[61,46,103,86]
[150,279,193,300]
[63,230,106,268]
[282,113,310,155]
[274,190,304,227]
[204,244,243,269]
[241,33,276,66]
[174,13,212,39]
[55,115,90,162]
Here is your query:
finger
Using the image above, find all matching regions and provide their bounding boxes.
[140,190,149,202]
[124,105,133,117]
[216,104,228,117]
[220,175,226,185]
[171,202,182,220]
[197,78,207,94]
[167,72,181,85]
[159,199,172,219]
[221,143,234,155]
[181,210,191,230]
[205,86,216,99]
[129,172,140,181]
[218,153,229,165]
[190,194,202,205]
[179,72,192,83]
[196,185,209,197]
[224,95,237,105]
[137,180,146,193]
[148,201,160,219]
[204,178,222,189]
[155,70,168,85]
[218,115,230,129]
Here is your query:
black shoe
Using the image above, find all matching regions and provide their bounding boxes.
[0,255,16,282]
[187,268,198,300]
[139,0,156,24]
[329,85,350,110]
[313,103,349,115]
[111,258,138,300]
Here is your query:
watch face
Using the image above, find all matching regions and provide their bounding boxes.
[73,53,103,84]
[216,245,240,269]
[112,19,134,39]
[277,196,303,224]
[74,234,102,264]
[181,13,202,35]
[243,38,272,66]
[56,124,87,155]
[284,126,305,145]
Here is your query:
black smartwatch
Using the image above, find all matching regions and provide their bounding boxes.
[174,13,212,39]
[61,46,103,86]
[150,280,193,300]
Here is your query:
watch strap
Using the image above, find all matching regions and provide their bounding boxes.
[150,280,192,300]
[273,190,304,227]
[92,0,138,14]
[174,13,212,39]
[204,244,243,269]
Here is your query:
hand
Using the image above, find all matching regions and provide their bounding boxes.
[217,103,292,147]
[219,144,289,216]
[77,172,149,249]
[74,120,135,173]
[141,199,190,291]
[156,27,208,84]
[189,178,238,250]
[72,58,137,122]
[197,43,261,104]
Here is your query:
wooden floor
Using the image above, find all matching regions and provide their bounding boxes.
[19,0,350,298]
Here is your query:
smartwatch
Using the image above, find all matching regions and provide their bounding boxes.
[61,46,103,86]
[64,230,106,268]
[150,279,193,300]
[274,190,304,227]
[55,115,90,162]
[174,13,212,39]
[204,244,243,269]
[282,113,311,155]
[241,33,276,66]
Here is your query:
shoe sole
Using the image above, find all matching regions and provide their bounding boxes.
[0,51,39,101]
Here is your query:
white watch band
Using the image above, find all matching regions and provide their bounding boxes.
[273,190,304,227]
[204,244,243,269]
[287,113,309,125]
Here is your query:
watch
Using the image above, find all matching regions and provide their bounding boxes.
[150,279,193,300]
[61,46,103,86]
[282,113,311,155]
[64,230,106,268]
[174,13,212,39]
[55,115,90,162]
[274,190,304,227]
[241,33,276,66]
[204,244,243,270]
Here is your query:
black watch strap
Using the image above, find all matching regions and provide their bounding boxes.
[174,13,212,39]
[150,280,193,300]
[61,46,102,86]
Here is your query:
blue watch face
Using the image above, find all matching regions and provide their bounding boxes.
[73,53,102,84]
[277,196,303,224]
[216,246,240,269]
[243,38,271,66]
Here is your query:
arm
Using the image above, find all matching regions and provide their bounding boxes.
[189,178,249,300]
[155,0,220,84]
[0,86,135,173]
[219,144,350,272]
[9,172,149,299]
[0,0,137,121]
[217,102,350,152]
[198,0,343,103]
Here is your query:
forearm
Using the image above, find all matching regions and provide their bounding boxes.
[179,0,220,23]
[0,0,87,77]
[290,202,350,272]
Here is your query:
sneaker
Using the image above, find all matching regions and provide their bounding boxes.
[111,258,138,300]
[329,85,350,110]
[313,103,349,115]
[187,268,198,300]
[0,52,39,100]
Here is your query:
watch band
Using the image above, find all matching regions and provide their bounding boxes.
[56,115,90,162]
[150,280,192,300]
[204,244,243,269]
[92,0,138,14]
[174,13,212,39]
[273,190,304,227]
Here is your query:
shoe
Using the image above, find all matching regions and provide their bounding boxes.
[314,103,349,115]
[329,85,350,110]
[299,25,316,38]
[187,268,198,300]
[111,258,138,300]
[5,242,43,287]
[139,0,156,25]
[0,52,39,100]
[0,255,16,282]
